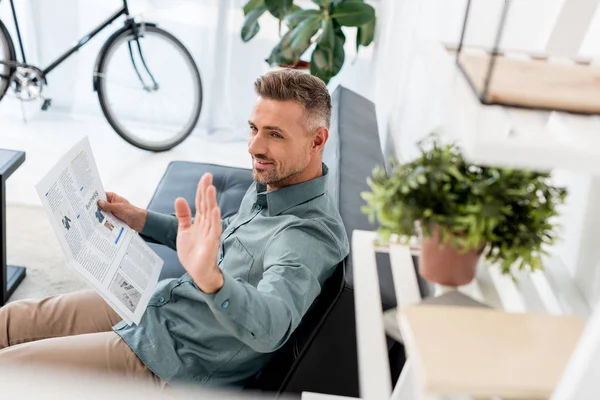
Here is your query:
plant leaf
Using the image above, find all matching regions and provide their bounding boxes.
[285,4,304,29]
[356,17,376,52]
[318,18,336,50]
[289,4,303,13]
[310,30,345,84]
[289,15,321,49]
[267,30,296,66]
[241,5,267,42]
[265,0,294,19]
[267,16,320,66]
[331,1,375,27]
[243,0,265,15]
[286,9,322,28]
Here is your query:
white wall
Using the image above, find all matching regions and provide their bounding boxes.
[373,0,578,162]
[372,0,600,308]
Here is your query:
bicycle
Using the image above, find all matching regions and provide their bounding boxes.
[0,0,203,152]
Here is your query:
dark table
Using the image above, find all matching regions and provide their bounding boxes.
[0,149,26,306]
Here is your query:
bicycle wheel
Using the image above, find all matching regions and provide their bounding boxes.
[96,24,202,152]
[0,20,16,102]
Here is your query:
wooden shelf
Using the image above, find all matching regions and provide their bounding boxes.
[459,51,600,114]
[417,40,600,174]
[399,305,584,398]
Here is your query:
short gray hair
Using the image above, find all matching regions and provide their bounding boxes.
[254,69,332,131]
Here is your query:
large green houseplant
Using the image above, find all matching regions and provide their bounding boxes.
[361,135,567,286]
[241,0,376,84]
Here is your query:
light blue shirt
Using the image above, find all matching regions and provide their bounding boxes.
[113,165,349,387]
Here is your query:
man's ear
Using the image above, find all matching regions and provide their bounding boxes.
[312,127,329,152]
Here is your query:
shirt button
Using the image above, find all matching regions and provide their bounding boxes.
[255,204,261,211]
[159,297,165,303]
[221,300,230,309]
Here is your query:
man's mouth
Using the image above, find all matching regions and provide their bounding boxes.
[253,159,274,169]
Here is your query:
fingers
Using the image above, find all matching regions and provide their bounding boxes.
[205,184,217,213]
[98,199,115,211]
[206,184,221,238]
[203,174,213,219]
[208,206,222,238]
[194,173,214,222]
[194,176,203,219]
[194,174,209,220]
[102,192,129,208]
[174,197,192,231]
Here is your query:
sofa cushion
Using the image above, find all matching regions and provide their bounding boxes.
[146,162,253,280]
[147,162,253,218]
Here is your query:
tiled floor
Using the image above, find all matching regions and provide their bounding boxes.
[1,109,251,208]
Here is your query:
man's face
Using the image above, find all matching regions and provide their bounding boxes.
[248,97,314,189]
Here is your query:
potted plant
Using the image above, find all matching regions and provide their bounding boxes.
[361,135,567,286]
[240,0,376,84]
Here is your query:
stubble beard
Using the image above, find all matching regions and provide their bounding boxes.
[253,154,309,187]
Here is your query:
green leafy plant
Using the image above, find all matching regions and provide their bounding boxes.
[241,0,376,84]
[361,134,568,275]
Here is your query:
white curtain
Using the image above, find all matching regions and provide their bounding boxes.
[0,0,378,139]
[0,0,289,138]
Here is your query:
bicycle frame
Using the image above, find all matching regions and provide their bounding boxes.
[3,0,131,75]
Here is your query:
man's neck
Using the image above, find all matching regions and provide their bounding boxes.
[267,161,323,191]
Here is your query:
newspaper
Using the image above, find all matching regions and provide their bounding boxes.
[35,137,163,325]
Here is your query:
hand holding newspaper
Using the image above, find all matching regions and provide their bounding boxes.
[36,137,163,325]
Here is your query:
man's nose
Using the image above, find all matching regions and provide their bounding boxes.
[248,133,267,155]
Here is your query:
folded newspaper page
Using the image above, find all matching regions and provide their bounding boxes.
[35,137,163,325]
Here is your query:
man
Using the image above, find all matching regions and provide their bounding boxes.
[0,69,349,388]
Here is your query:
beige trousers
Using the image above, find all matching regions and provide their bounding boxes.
[0,290,161,386]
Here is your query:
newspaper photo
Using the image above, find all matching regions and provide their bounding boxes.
[35,137,163,325]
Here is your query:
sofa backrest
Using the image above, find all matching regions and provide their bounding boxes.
[324,85,398,305]
[244,261,346,392]
[270,86,408,398]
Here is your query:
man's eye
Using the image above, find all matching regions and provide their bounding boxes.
[249,126,257,133]
[271,132,283,139]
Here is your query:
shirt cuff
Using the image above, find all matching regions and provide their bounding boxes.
[113,320,129,331]
[141,210,177,243]
[203,272,243,312]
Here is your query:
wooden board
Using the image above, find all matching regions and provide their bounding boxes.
[459,52,600,114]
[384,292,490,344]
[399,305,584,398]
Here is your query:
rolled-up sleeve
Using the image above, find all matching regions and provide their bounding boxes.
[200,222,346,353]
[140,211,179,250]
[141,212,236,251]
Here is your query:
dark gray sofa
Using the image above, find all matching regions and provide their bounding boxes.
[143,86,408,397]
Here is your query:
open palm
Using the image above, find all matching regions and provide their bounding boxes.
[175,173,223,292]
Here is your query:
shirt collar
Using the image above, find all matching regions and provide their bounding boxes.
[254,163,329,216]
